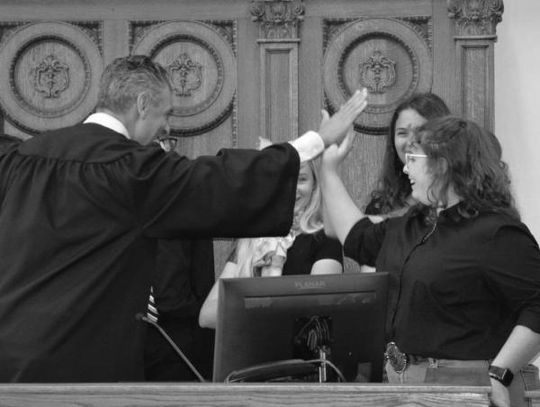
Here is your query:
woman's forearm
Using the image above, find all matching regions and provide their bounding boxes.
[320,168,364,245]
[491,325,540,372]
[198,261,239,329]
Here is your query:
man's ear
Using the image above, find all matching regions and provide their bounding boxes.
[136,92,150,118]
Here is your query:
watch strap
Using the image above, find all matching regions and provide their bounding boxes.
[488,365,514,387]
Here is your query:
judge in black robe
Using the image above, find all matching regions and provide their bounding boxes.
[0,55,367,382]
[144,237,215,381]
[0,124,299,382]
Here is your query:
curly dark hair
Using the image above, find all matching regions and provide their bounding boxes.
[414,116,519,220]
[366,93,450,215]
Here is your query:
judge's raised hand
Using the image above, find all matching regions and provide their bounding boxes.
[321,126,355,174]
[318,88,368,147]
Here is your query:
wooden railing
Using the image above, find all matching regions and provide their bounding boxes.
[527,390,540,407]
[0,383,494,407]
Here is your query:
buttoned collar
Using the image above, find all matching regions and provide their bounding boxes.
[410,201,467,225]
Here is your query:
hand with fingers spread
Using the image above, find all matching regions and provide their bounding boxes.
[318,88,368,147]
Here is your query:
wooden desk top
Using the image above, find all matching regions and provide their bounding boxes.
[0,382,493,407]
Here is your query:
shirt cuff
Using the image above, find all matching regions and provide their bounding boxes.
[288,131,324,162]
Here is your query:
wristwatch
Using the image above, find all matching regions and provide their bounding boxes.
[488,365,514,387]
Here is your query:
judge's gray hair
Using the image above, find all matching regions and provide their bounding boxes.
[96,55,172,114]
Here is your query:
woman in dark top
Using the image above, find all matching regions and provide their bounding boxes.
[199,158,343,329]
[320,116,540,407]
[360,93,450,273]
[365,92,450,218]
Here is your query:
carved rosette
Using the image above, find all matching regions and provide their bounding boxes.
[250,0,305,39]
[168,52,203,97]
[359,50,397,94]
[323,18,432,135]
[32,54,70,99]
[131,21,236,136]
[0,22,103,134]
[448,0,504,36]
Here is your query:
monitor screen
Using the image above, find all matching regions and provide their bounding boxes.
[213,272,388,383]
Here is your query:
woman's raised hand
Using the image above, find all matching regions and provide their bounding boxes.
[321,126,355,173]
[318,88,368,147]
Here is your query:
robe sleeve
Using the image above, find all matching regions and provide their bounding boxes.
[122,143,300,239]
[152,238,215,318]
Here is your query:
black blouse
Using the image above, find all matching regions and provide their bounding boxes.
[344,204,540,360]
[282,230,343,275]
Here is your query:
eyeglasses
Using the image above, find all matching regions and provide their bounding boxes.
[156,137,178,152]
[404,153,428,165]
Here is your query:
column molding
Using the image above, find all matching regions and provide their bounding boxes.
[448,0,504,131]
[250,0,304,142]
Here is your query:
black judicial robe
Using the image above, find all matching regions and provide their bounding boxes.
[144,238,215,381]
[0,123,299,382]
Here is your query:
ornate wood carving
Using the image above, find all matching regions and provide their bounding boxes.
[401,16,433,52]
[251,1,302,143]
[32,55,70,99]
[449,0,504,131]
[131,20,237,137]
[448,0,504,37]
[360,50,397,94]
[0,22,25,45]
[323,18,432,135]
[168,52,203,97]
[0,21,103,135]
[323,17,432,53]
[250,0,305,40]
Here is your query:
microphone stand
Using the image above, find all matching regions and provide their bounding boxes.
[136,313,206,382]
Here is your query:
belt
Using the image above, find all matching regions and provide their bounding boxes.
[384,342,428,374]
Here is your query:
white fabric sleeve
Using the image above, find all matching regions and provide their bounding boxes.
[288,130,324,162]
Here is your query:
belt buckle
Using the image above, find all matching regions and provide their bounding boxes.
[385,342,408,374]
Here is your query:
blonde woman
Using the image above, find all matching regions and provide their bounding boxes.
[199,155,342,329]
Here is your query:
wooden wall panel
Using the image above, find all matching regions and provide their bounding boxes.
[0,21,103,136]
[0,0,503,278]
[458,41,494,129]
[259,43,299,143]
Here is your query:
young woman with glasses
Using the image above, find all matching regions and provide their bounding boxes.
[320,116,540,407]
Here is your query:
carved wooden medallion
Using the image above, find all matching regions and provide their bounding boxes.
[323,18,432,135]
[0,21,102,134]
[132,21,236,136]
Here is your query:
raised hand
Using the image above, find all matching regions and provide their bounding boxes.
[321,126,355,174]
[318,88,368,147]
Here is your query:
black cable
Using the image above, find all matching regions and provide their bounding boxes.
[224,358,347,383]
[136,313,206,382]
[305,358,347,382]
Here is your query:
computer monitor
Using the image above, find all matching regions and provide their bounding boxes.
[213,272,388,383]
